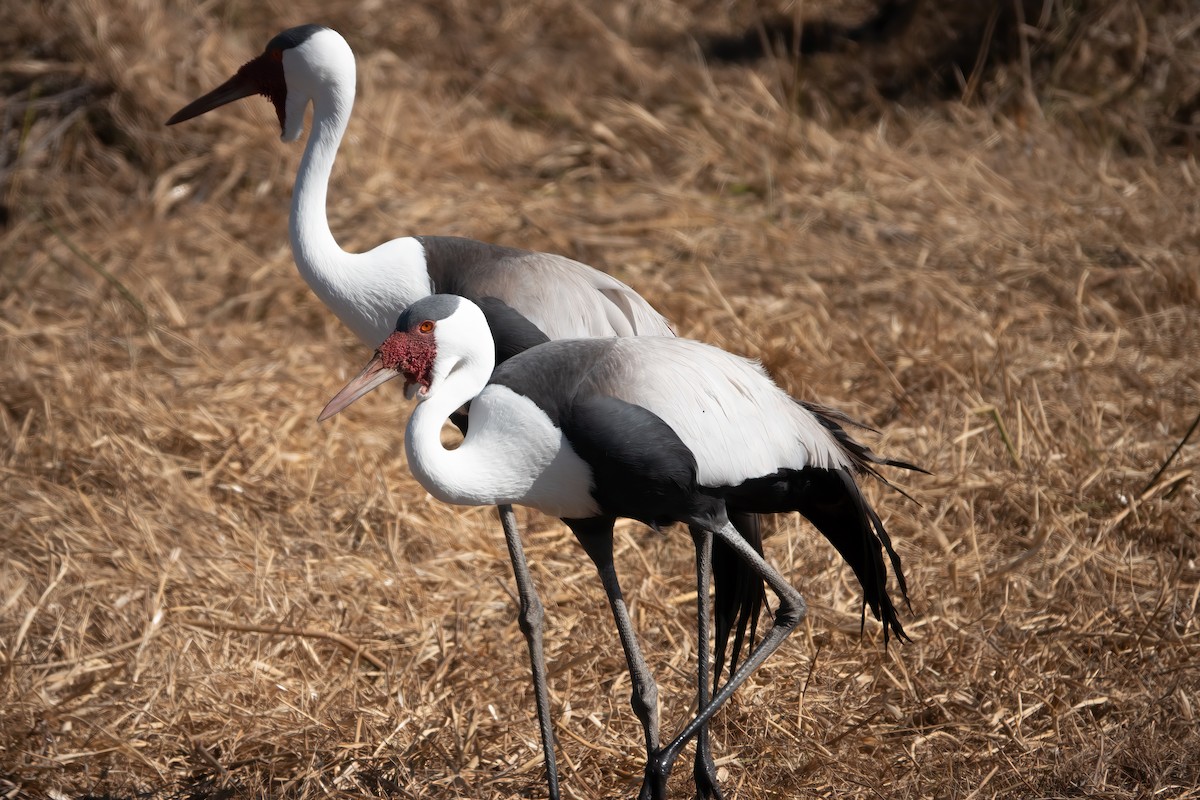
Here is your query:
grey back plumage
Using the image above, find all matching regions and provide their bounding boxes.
[419,236,673,341]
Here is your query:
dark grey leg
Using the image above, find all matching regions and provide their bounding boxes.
[645,519,807,799]
[568,519,661,794]
[498,504,560,800]
[690,527,725,800]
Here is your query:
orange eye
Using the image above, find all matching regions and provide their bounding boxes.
[418,320,435,333]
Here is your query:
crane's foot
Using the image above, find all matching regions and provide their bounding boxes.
[693,736,725,800]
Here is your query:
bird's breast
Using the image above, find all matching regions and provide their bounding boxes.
[425,386,600,520]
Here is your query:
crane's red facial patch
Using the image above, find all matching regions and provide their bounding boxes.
[378,331,437,393]
[235,53,288,133]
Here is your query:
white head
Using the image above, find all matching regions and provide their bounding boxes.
[166,25,356,143]
[318,296,496,421]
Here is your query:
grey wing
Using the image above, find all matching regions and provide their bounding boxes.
[574,338,855,487]
[491,335,855,488]
[419,236,674,340]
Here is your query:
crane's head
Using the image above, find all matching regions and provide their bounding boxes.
[319,296,494,421]
[165,25,355,143]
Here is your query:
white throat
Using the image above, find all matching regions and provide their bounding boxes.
[403,322,598,520]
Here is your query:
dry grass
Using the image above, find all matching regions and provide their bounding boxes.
[2,1,1199,798]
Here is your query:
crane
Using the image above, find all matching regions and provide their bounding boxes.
[166,24,765,798]
[319,294,921,799]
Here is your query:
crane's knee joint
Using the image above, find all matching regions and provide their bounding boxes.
[775,591,807,629]
[630,680,659,722]
[517,597,545,636]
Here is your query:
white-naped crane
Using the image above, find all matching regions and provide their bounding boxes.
[166,24,766,799]
[165,23,669,349]
[320,295,922,800]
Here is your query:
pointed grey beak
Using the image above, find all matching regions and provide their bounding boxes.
[318,353,401,422]
[166,69,260,125]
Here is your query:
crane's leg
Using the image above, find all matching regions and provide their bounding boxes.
[568,519,661,798]
[690,527,725,800]
[643,518,807,799]
[498,504,560,800]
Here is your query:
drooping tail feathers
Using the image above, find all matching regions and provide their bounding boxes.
[711,511,766,687]
[793,467,911,644]
[719,403,925,651]
[800,401,927,643]
[801,399,930,494]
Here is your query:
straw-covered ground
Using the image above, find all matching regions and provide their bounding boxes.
[2,1,1198,797]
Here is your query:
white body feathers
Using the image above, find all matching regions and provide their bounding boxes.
[401,300,855,519]
[578,337,853,487]
[408,386,600,519]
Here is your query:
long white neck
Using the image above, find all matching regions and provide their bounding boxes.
[405,350,501,506]
[404,348,598,519]
[289,77,349,284]
[287,76,432,347]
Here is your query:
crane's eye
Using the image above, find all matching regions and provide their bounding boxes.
[418,320,435,333]
[269,49,283,62]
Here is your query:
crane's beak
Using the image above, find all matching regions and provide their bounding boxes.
[318,354,401,421]
[166,70,260,125]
